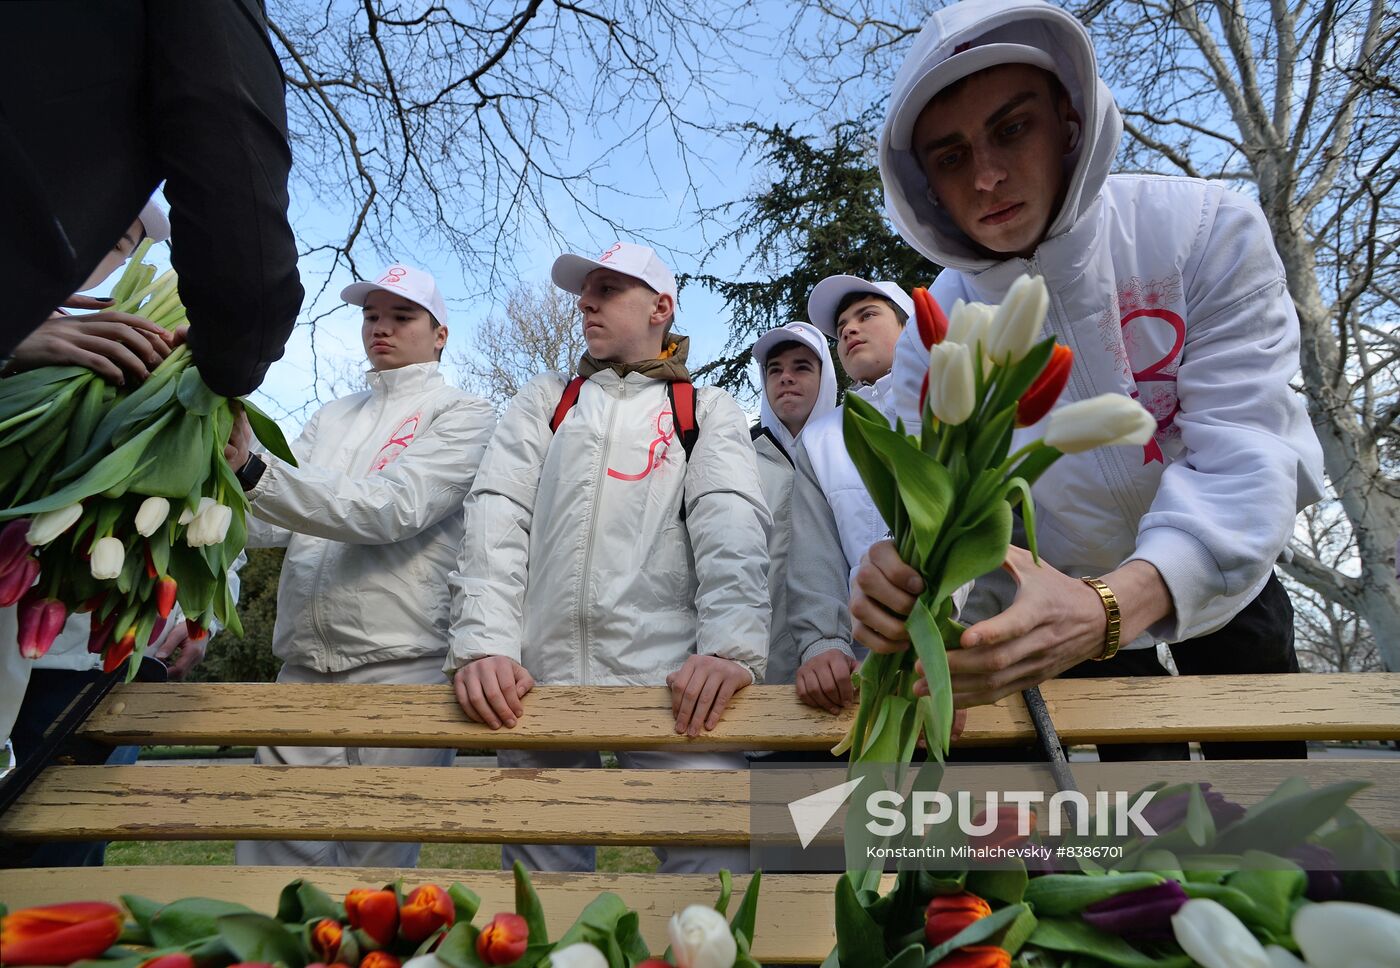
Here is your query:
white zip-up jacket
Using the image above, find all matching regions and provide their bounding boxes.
[798,374,898,584]
[446,370,771,684]
[247,362,496,672]
[879,0,1325,646]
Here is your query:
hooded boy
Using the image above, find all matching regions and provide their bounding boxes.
[854,0,1324,758]
[447,241,770,873]
[748,321,837,687]
[231,262,497,866]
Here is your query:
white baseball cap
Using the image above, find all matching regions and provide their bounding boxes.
[751,321,828,369]
[807,275,915,339]
[138,200,170,243]
[886,25,1060,152]
[340,263,449,324]
[551,242,678,303]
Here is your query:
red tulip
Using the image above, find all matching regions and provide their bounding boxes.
[312,918,346,962]
[141,955,197,968]
[637,961,673,967]
[969,805,1035,851]
[925,892,992,947]
[399,884,455,943]
[184,618,209,642]
[155,575,178,619]
[0,901,124,965]
[18,596,67,659]
[103,628,137,674]
[0,519,31,577]
[345,889,399,948]
[359,953,401,968]
[913,287,949,348]
[88,610,118,654]
[933,946,1011,967]
[475,912,529,964]
[0,554,39,607]
[1016,344,1073,426]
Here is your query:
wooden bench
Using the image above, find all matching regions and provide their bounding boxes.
[3,675,1399,963]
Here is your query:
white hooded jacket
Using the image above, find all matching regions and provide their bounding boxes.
[247,362,496,671]
[879,0,1325,645]
[751,321,838,684]
[446,369,771,684]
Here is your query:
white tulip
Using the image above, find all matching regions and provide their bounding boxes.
[178,496,215,526]
[1264,945,1307,967]
[546,943,608,968]
[134,496,171,537]
[185,501,232,547]
[1171,899,1271,968]
[1044,393,1157,453]
[926,341,977,425]
[1293,901,1400,968]
[25,504,84,547]
[90,536,126,581]
[986,274,1048,364]
[946,299,994,351]
[669,904,737,968]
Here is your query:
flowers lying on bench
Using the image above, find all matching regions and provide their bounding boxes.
[0,865,762,968]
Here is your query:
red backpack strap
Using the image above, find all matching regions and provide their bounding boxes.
[667,380,699,461]
[549,376,587,433]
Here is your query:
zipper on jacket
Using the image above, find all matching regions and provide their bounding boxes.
[577,383,620,684]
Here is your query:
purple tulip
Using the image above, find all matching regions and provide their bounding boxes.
[1082,880,1190,941]
[1140,783,1245,834]
[1287,843,1343,901]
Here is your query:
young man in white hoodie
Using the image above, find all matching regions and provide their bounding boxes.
[447,241,770,873]
[747,322,837,692]
[852,0,1324,759]
[229,263,497,866]
[783,277,912,714]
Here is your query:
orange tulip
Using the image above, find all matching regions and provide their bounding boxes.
[399,884,455,943]
[312,918,346,962]
[925,892,992,947]
[934,946,1011,967]
[359,953,401,968]
[1016,344,1073,427]
[346,889,399,948]
[475,912,529,964]
[1,901,124,966]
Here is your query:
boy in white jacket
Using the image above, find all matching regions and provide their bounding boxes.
[785,277,912,714]
[447,242,771,873]
[230,264,496,866]
[852,0,1324,759]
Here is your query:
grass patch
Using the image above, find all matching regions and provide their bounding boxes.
[104,841,659,873]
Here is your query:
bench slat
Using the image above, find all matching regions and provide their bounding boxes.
[2,868,862,965]
[6,762,1397,842]
[77,676,1400,750]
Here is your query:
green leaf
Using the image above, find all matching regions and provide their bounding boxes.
[127,410,212,498]
[935,498,1011,603]
[177,367,223,415]
[881,944,924,968]
[1005,441,1063,488]
[1023,873,1165,917]
[275,879,343,923]
[843,397,901,535]
[243,398,299,467]
[715,868,734,916]
[967,404,1017,477]
[729,870,762,947]
[62,376,107,468]
[120,895,164,936]
[1180,882,1262,926]
[435,921,487,968]
[514,860,549,945]
[834,876,886,968]
[216,913,305,968]
[1211,781,1371,855]
[1223,853,1306,937]
[1184,782,1215,848]
[966,866,1030,906]
[906,598,951,758]
[986,337,1056,417]
[1027,918,1192,968]
[148,898,255,948]
[448,883,481,924]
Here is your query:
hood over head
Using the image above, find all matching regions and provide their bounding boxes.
[879,0,1122,273]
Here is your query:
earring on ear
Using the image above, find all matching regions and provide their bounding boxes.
[1066,120,1081,151]
[925,187,942,208]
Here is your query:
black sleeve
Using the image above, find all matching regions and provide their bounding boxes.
[148,0,303,397]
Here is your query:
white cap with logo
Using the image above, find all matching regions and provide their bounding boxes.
[340,263,449,325]
[807,275,915,339]
[551,241,678,303]
[138,200,171,243]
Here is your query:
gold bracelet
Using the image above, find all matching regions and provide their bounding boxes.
[1082,578,1121,661]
